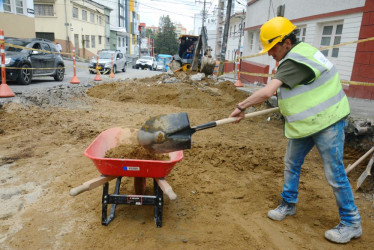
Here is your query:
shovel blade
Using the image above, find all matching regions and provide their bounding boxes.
[137,112,193,153]
[356,154,374,189]
[356,170,370,189]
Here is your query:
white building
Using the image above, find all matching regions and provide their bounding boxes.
[243,0,364,84]
[194,12,218,56]
[225,12,245,61]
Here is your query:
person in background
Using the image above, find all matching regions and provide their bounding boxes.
[186,44,194,59]
[55,42,62,54]
[229,16,361,244]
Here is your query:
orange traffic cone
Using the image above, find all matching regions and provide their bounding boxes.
[70,47,80,84]
[234,51,243,87]
[0,29,15,97]
[0,83,15,97]
[109,54,115,78]
[94,51,102,81]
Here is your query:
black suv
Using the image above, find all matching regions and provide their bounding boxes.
[3,37,65,85]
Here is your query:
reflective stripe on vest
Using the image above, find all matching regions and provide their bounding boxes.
[277,43,350,139]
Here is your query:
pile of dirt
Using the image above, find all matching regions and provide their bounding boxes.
[0,72,373,249]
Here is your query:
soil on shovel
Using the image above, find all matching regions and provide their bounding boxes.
[0,72,373,250]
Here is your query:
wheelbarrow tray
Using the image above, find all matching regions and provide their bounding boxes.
[84,127,184,178]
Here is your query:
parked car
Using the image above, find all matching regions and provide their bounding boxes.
[88,50,126,74]
[3,37,65,85]
[135,56,157,70]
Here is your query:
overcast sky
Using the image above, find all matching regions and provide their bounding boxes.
[138,0,246,32]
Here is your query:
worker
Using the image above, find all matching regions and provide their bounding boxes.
[229,17,361,244]
[55,42,62,54]
[186,44,194,59]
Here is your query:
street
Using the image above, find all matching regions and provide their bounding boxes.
[4,59,162,94]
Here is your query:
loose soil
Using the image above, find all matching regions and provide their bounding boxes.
[105,144,169,161]
[0,73,373,249]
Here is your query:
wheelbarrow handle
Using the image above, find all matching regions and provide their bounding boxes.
[156,178,177,200]
[70,175,117,196]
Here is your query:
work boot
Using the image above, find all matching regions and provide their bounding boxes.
[268,199,296,221]
[324,223,362,244]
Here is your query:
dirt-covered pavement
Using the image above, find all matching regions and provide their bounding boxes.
[0,72,373,249]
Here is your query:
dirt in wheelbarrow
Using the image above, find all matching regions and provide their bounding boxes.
[105,144,169,161]
[0,72,373,250]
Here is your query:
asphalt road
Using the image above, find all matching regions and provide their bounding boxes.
[4,59,162,94]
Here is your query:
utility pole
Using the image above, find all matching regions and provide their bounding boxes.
[235,11,245,82]
[215,0,224,59]
[196,0,207,34]
[237,11,245,61]
[218,0,233,75]
[202,0,206,29]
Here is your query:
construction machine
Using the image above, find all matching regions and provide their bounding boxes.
[171,27,216,75]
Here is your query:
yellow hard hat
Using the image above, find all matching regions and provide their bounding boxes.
[259,17,297,53]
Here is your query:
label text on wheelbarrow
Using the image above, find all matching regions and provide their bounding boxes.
[123,166,140,171]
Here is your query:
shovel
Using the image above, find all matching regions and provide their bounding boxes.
[137,107,280,153]
[356,152,374,189]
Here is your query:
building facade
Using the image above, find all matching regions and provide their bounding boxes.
[0,0,35,38]
[242,0,374,100]
[34,0,109,59]
[225,12,245,61]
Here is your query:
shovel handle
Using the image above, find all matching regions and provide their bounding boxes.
[345,146,374,174]
[216,107,280,126]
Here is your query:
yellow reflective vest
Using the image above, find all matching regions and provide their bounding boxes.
[277,42,350,139]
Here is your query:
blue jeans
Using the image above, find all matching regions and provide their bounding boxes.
[281,119,361,226]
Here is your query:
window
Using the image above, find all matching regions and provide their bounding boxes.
[91,35,95,48]
[118,37,121,47]
[99,16,102,25]
[36,32,55,41]
[295,27,306,42]
[35,4,54,16]
[41,43,51,51]
[73,7,78,18]
[82,10,87,21]
[105,15,109,24]
[320,23,343,58]
[257,31,262,51]
[85,35,90,48]
[249,32,254,51]
[15,0,24,14]
[230,27,232,37]
[3,0,11,12]
[90,13,94,23]
[98,36,102,45]
[234,25,236,36]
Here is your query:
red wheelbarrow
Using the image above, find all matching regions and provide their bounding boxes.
[70,127,184,227]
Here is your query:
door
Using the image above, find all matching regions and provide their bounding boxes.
[29,42,44,75]
[41,42,55,74]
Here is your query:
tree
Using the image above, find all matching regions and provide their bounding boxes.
[145,29,156,40]
[154,15,178,55]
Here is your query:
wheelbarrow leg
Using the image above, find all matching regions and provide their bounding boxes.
[102,177,122,225]
[153,179,164,227]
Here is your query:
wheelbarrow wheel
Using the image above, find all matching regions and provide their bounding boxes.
[134,177,146,195]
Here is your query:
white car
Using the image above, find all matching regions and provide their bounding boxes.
[135,56,157,70]
[89,50,126,74]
